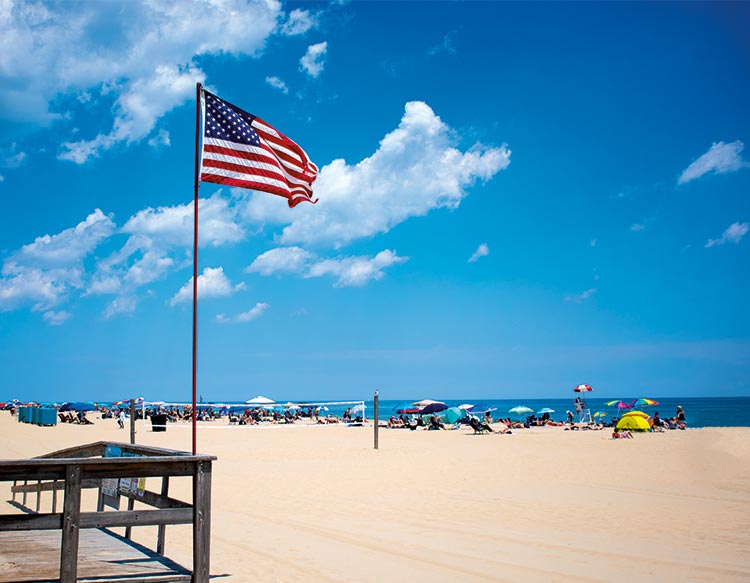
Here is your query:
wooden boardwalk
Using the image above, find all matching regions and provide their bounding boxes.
[0,528,191,583]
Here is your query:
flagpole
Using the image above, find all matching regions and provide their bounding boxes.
[192,82,202,455]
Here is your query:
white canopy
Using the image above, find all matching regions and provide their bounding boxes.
[245,395,275,405]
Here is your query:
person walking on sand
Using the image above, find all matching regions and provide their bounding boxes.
[118,409,126,429]
[676,405,685,425]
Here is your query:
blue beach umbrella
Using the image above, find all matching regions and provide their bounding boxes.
[536,407,556,415]
[60,401,97,412]
[420,402,448,415]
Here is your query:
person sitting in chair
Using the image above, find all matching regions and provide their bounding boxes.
[428,414,446,430]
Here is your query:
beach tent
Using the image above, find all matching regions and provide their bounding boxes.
[616,412,651,432]
[439,407,467,425]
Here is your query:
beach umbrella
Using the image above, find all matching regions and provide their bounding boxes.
[593,411,607,418]
[633,398,659,407]
[59,401,97,412]
[245,395,275,405]
[536,407,555,415]
[457,404,474,410]
[574,384,593,392]
[420,402,448,414]
[606,400,635,410]
[393,402,420,414]
[509,406,533,417]
[413,399,445,408]
[468,403,497,415]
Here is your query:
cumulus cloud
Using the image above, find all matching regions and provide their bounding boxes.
[705,222,749,248]
[123,193,244,248]
[265,76,289,94]
[300,42,328,78]
[468,243,489,263]
[148,129,171,148]
[216,302,270,324]
[1,0,293,160]
[242,101,511,247]
[170,267,245,305]
[280,9,318,35]
[247,247,408,287]
[678,141,748,185]
[0,209,114,312]
[565,288,597,304]
[246,247,315,276]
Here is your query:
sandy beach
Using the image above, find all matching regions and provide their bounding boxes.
[1,412,749,582]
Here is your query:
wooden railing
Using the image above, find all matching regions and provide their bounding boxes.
[0,441,215,583]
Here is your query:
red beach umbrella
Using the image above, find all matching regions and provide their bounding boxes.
[573,384,593,392]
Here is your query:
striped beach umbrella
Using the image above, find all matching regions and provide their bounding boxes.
[573,384,593,392]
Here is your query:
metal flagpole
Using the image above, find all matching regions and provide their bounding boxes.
[192,82,202,455]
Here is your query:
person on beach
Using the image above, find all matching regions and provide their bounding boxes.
[117,409,126,429]
[676,406,686,425]
[612,429,632,439]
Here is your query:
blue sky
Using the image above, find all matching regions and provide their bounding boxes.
[1,1,748,403]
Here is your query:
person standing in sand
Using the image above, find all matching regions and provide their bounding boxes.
[676,405,686,424]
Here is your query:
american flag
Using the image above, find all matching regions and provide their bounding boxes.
[199,89,318,207]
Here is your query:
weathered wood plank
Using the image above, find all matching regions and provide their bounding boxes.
[0,528,191,583]
[80,508,193,529]
[60,463,82,583]
[157,476,170,555]
[192,460,212,583]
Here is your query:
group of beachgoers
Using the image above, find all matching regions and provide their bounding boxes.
[387,410,517,434]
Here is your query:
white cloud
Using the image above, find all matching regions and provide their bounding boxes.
[247,247,408,287]
[170,266,245,306]
[280,9,318,35]
[427,32,457,57]
[17,209,115,266]
[565,288,597,304]
[590,239,597,247]
[43,310,71,326]
[242,101,510,247]
[148,129,171,148]
[630,223,645,232]
[216,302,270,324]
[678,141,748,185]
[1,0,291,158]
[0,209,114,312]
[104,296,138,319]
[300,42,328,78]
[265,76,289,94]
[123,193,244,248]
[705,222,749,248]
[307,250,408,287]
[0,143,27,168]
[0,174,4,182]
[468,243,489,263]
[246,247,315,276]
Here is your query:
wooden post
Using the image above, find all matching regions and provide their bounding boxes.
[157,476,170,554]
[52,480,58,514]
[129,399,136,445]
[35,480,41,512]
[22,480,28,506]
[373,391,379,450]
[60,464,82,583]
[193,460,212,582]
[12,480,17,502]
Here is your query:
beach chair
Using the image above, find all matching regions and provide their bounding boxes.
[469,417,492,434]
